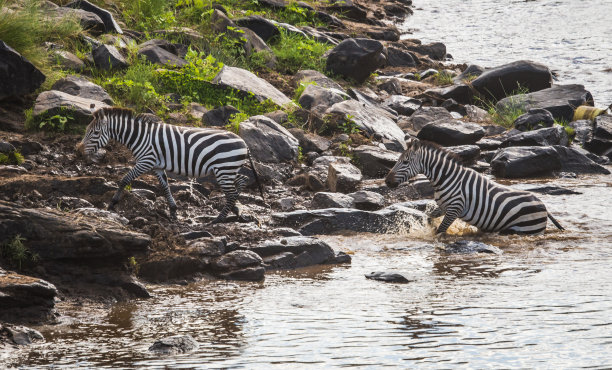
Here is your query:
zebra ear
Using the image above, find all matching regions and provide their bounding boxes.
[405,137,419,148]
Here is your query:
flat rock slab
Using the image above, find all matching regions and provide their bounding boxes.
[33,90,110,125]
[51,75,113,105]
[445,240,502,255]
[496,84,593,122]
[417,120,485,146]
[251,236,346,269]
[525,185,581,196]
[0,271,58,322]
[365,271,411,283]
[149,335,198,355]
[212,66,291,107]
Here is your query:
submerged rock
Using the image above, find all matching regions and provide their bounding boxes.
[0,324,44,346]
[252,236,347,269]
[149,335,198,355]
[365,271,411,283]
[444,240,502,255]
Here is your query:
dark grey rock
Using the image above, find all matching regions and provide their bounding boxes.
[514,108,555,131]
[445,240,502,254]
[584,115,612,159]
[149,335,198,355]
[327,162,363,193]
[32,90,110,125]
[365,271,411,283]
[51,75,113,105]
[0,41,46,100]
[383,95,422,116]
[202,105,240,127]
[289,129,331,153]
[50,50,85,72]
[502,125,568,147]
[409,106,455,131]
[497,84,593,122]
[386,46,417,67]
[0,271,58,322]
[239,115,298,163]
[65,0,122,34]
[348,190,385,210]
[92,44,128,70]
[447,145,480,164]
[0,141,16,153]
[326,38,386,83]
[525,185,581,195]
[453,64,485,83]
[311,192,354,209]
[366,27,401,42]
[139,39,178,55]
[426,84,474,105]
[297,83,346,111]
[553,145,610,175]
[417,120,485,146]
[253,236,340,268]
[325,0,367,21]
[404,42,446,60]
[471,60,552,101]
[475,138,502,151]
[353,145,400,178]
[52,7,104,35]
[2,325,44,346]
[377,78,402,95]
[235,15,280,42]
[491,146,561,178]
[212,66,291,106]
[138,45,187,67]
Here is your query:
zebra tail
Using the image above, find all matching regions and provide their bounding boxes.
[547,212,565,230]
[247,150,266,204]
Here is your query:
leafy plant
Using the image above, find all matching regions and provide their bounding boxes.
[1,235,39,271]
[117,0,176,31]
[293,81,317,102]
[225,112,249,134]
[0,151,24,165]
[339,114,360,134]
[297,146,305,163]
[270,29,331,74]
[127,256,140,275]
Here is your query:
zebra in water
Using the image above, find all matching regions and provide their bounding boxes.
[78,107,264,223]
[385,138,564,235]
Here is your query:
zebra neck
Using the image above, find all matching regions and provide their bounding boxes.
[110,116,151,158]
[420,149,464,189]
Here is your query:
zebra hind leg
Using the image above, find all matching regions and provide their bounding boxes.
[231,174,250,219]
[154,169,178,219]
[210,173,239,224]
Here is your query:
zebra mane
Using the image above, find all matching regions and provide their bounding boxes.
[93,107,134,121]
[413,139,465,165]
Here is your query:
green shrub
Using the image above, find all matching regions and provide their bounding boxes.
[25,108,79,133]
[432,72,454,86]
[1,235,39,271]
[0,151,24,165]
[225,112,249,133]
[117,0,176,31]
[270,29,331,74]
[293,81,317,102]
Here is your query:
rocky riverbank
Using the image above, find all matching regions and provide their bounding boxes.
[1,0,611,352]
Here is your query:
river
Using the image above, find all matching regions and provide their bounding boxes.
[403,0,612,106]
[9,174,612,367]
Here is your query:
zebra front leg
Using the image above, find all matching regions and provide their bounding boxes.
[436,204,463,235]
[154,169,177,219]
[109,162,153,211]
[231,174,250,219]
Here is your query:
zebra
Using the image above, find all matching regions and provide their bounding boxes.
[78,107,264,223]
[385,138,564,235]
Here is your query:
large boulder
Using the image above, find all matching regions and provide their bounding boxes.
[409,106,454,131]
[404,42,446,60]
[326,38,386,83]
[251,236,346,269]
[51,75,113,105]
[51,7,105,35]
[0,200,150,261]
[211,250,265,281]
[353,145,400,178]
[417,120,485,146]
[501,125,568,147]
[471,60,552,101]
[65,0,123,34]
[297,83,346,111]
[326,100,406,150]
[425,84,474,105]
[513,108,555,131]
[497,84,594,122]
[239,115,299,162]
[311,192,354,209]
[32,90,110,125]
[327,162,363,193]
[490,146,561,178]
[386,46,417,67]
[582,114,612,159]
[0,270,58,323]
[137,45,187,67]
[0,41,45,100]
[271,204,429,235]
[212,66,291,106]
[92,44,128,70]
[553,146,610,175]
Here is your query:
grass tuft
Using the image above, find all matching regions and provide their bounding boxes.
[270,29,331,74]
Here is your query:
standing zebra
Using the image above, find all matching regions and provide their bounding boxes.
[79,107,264,223]
[385,138,564,235]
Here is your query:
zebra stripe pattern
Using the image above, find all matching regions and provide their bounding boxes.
[385,138,564,235]
[80,107,259,222]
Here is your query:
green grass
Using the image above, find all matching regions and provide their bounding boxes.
[432,72,454,86]
[1,235,39,271]
[269,29,331,74]
[225,112,249,133]
[117,0,176,31]
[0,0,83,81]
[477,85,529,128]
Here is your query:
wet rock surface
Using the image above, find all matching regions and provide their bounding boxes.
[149,335,198,355]
[445,240,502,255]
[251,236,348,269]
[0,269,58,323]
[365,271,412,283]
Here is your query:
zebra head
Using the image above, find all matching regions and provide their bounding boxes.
[385,138,423,188]
[80,109,111,159]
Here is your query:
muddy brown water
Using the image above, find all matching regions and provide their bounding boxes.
[8,175,612,368]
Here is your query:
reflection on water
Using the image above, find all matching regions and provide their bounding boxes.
[10,175,612,368]
[403,0,612,105]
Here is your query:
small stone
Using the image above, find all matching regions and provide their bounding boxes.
[365,271,411,283]
[149,335,198,355]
